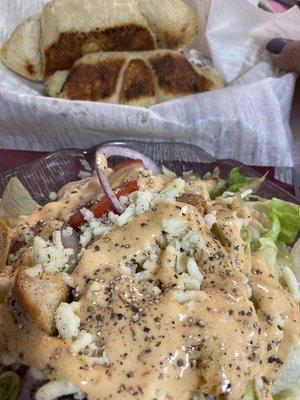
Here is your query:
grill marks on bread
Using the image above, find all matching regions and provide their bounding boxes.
[1,0,199,81]
[62,57,125,101]
[47,51,218,106]
[120,59,155,106]
[44,25,156,77]
[149,53,213,96]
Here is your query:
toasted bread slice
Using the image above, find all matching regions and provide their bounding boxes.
[0,14,43,81]
[1,0,198,80]
[52,53,126,102]
[14,265,69,335]
[148,51,216,103]
[41,0,156,77]
[0,219,11,272]
[44,70,69,98]
[45,50,221,106]
[178,194,207,215]
[119,58,155,107]
[137,0,198,49]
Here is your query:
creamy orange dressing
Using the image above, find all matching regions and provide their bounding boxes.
[0,165,299,400]
[11,163,146,237]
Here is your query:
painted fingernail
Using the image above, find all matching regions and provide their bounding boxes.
[266,38,290,54]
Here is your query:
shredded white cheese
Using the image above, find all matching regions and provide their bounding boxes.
[61,272,75,288]
[55,302,81,339]
[25,264,43,278]
[162,218,186,237]
[69,331,94,354]
[35,380,84,400]
[48,191,58,201]
[204,212,217,229]
[31,230,73,273]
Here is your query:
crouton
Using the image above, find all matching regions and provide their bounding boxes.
[0,219,11,272]
[178,194,207,215]
[14,266,69,335]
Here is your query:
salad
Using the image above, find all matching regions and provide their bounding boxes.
[0,146,299,400]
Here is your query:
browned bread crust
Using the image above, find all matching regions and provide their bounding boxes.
[14,264,69,335]
[0,14,43,81]
[120,59,155,106]
[0,220,10,272]
[178,194,208,215]
[43,25,156,78]
[60,57,126,102]
[45,50,222,106]
[1,0,198,81]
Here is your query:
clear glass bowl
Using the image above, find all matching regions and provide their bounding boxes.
[0,140,298,204]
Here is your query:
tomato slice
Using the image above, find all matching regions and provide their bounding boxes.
[113,159,144,171]
[68,180,138,230]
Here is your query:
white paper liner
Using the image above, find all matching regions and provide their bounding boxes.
[0,0,300,167]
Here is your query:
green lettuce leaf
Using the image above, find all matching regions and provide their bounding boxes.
[0,177,39,218]
[269,198,300,244]
[254,238,280,278]
[0,370,20,400]
[227,168,265,193]
[210,180,227,200]
[227,167,248,190]
[242,381,256,400]
[209,167,264,199]
[263,214,281,242]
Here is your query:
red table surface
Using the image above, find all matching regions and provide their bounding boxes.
[0,148,295,195]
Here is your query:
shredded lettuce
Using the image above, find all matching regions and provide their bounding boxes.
[254,238,280,278]
[0,177,39,219]
[269,198,300,244]
[0,368,20,400]
[228,168,265,193]
[263,214,281,242]
[210,167,265,200]
[210,180,227,200]
[272,341,300,397]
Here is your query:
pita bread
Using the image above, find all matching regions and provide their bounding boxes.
[1,0,198,80]
[41,0,156,77]
[0,14,43,81]
[137,0,198,49]
[45,50,223,106]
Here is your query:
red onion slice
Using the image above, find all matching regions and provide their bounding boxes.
[96,145,161,174]
[60,223,82,273]
[95,153,124,215]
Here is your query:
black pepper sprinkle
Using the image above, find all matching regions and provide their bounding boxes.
[176,359,184,367]
[268,356,282,364]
